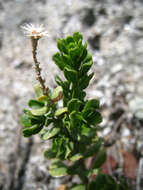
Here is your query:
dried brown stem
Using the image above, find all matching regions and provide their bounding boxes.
[31,37,48,95]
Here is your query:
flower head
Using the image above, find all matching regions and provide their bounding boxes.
[21,23,49,39]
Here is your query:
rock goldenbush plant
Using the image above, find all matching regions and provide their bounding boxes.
[20,24,129,190]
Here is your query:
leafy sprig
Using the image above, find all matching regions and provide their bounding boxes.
[20,31,129,190]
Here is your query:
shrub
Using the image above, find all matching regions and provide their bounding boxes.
[20,24,129,190]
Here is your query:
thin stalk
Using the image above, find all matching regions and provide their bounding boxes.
[31,37,48,95]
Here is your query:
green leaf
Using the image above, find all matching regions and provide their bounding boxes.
[73,32,83,43]
[69,111,78,126]
[80,128,97,143]
[49,167,68,177]
[70,153,83,162]
[83,53,92,63]
[88,174,118,190]
[31,106,48,116]
[81,124,91,136]
[62,53,72,65]
[20,114,32,127]
[84,139,102,158]
[78,43,88,62]
[44,149,56,159]
[51,86,63,102]
[70,185,86,190]
[88,174,107,190]
[55,75,63,86]
[62,80,70,90]
[22,124,43,137]
[80,73,94,90]
[76,113,87,123]
[69,46,80,61]
[66,36,74,44]
[57,39,68,54]
[34,83,43,98]
[28,99,45,109]
[82,99,100,119]
[65,143,73,159]
[80,60,93,75]
[41,127,60,140]
[79,91,86,100]
[67,98,82,113]
[49,159,68,177]
[55,107,67,117]
[64,67,77,83]
[38,95,49,103]
[23,109,43,120]
[45,117,53,126]
[83,99,99,113]
[86,111,102,125]
[52,52,65,70]
[68,42,76,49]
[91,149,106,169]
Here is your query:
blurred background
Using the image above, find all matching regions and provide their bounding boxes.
[1,0,143,189]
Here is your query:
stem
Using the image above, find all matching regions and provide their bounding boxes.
[77,159,89,189]
[31,37,48,95]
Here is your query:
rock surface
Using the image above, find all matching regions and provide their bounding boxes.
[1,0,143,189]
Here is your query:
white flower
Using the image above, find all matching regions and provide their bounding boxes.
[21,23,49,39]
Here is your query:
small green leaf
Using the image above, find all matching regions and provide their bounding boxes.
[38,95,49,103]
[62,80,70,90]
[65,144,72,159]
[69,46,80,61]
[23,109,42,120]
[78,43,87,62]
[31,106,48,116]
[70,153,83,162]
[45,117,53,126]
[51,86,63,102]
[83,53,92,63]
[66,36,74,44]
[34,83,43,98]
[68,42,76,49]
[80,73,94,90]
[91,149,106,169]
[52,52,65,70]
[57,39,68,54]
[81,124,92,136]
[84,140,102,158]
[44,149,56,159]
[64,67,77,83]
[83,99,99,113]
[67,98,82,113]
[79,91,86,100]
[28,99,45,109]
[49,167,68,177]
[55,107,67,117]
[73,32,83,42]
[88,174,118,190]
[71,185,86,190]
[22,124,43,137]
[62,53,72,65]
[80,60,93,75]
[49,159,68,177]
[76,113,87,123]
[86,111,102,125]
[20,114,32,127]
[70,185,86,190]
[41,127,60,140]
[55,75,63,86]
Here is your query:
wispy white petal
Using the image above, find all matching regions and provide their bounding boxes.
[21,23,49,39]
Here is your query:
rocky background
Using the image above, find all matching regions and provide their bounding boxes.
[1,0,143,189]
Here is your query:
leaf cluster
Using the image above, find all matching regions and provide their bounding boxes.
[20,32,129,189]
